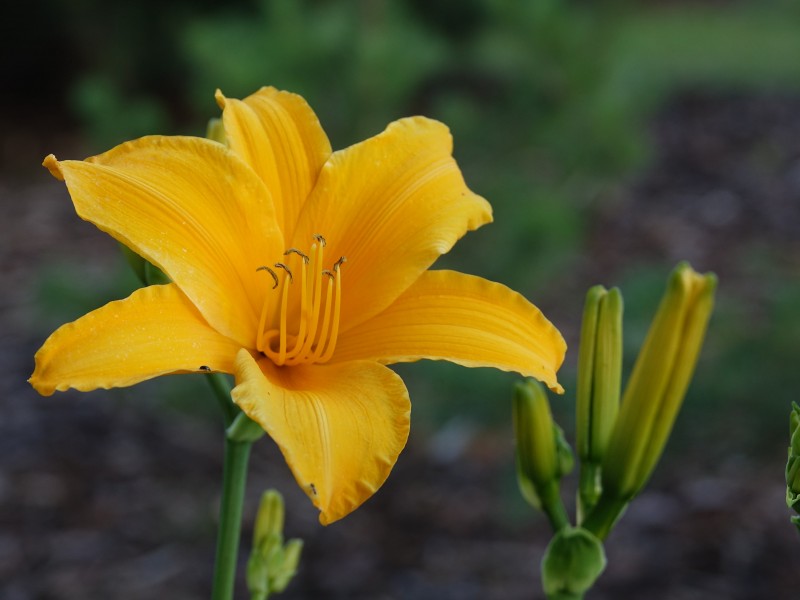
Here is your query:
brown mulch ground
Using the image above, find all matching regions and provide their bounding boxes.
[2,91,800,599]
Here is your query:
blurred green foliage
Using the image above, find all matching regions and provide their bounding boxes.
[28,0,800,463]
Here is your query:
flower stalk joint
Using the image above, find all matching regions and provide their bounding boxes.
[541,526,607,600]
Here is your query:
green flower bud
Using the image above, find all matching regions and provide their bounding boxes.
[786,403,800,520]
[576,286,622,465]
[253,490,285,548]
[515,380,558,496]
[270,539,303,594]
[575,286,622,520]
[514,379,570,531]
[589,263,715,535]
[541,527,606,600]
[247,490,303,599]
[789,402,800,456]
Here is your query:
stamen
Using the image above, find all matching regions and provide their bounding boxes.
[284,248,310,264]
[256,265,279,289]
[309,275,336,362]
[274,262,293,283]
[287,241,325,365]
[285,250,309,360]
[319,259,344,363]
[256,266,278,351]
[313,233,326,247]
[277,272,291,364]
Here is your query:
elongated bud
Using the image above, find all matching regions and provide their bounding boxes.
[253,490,285,548]
[790,402,800,456]
[600,263,716,502]
[270,539,303,594]
[575,286,623,520]
[576,286,623,463]
[515,380,558,497]
[514,379,571,531]
[541,527,606,600]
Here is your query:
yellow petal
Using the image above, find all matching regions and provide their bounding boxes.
[291,117,492,332]
[43,136,284,347]
[232,349,410,524]
[333,270,567,393]
[29,284,242,396]
[217,87,332,242]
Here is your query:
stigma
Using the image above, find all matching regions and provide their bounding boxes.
[255,235,345,366]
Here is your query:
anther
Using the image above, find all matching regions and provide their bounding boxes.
[256,265,279,289]
[274,262,293,283]
[284,248,310,264]
[313,234,327,247]
[322,269,335,279]
[334,256,347,269]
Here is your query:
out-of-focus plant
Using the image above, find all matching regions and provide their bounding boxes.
[786,402,800,532]
[514,263,716,598]
[181,0,448,145]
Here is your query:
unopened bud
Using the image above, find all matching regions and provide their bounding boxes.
[582,263,716,540]
[247,490,303,599]
[602,263,716,501]
[575,285,622,520]
[514,379,571,531]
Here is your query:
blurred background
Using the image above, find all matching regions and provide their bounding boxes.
[2,0,800,598]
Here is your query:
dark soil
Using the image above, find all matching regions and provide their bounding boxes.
[2,91,800,599]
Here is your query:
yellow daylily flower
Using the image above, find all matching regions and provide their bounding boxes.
[30,86,566,524]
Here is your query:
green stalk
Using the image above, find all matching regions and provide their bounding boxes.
[211,437,252,600]
[206,373,239,427]
[580,494,628,541]
[540,481,570,533]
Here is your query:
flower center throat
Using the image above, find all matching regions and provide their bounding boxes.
[255,235,345,366]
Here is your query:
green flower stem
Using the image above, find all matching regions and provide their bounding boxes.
[540,481,570,533]
[212,437,253,600]
[580,494,628,541]
[206,373,239,427]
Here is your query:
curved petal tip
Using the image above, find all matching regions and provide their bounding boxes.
[42,154,64,181]
[214,88,227,110]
